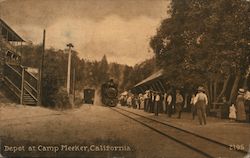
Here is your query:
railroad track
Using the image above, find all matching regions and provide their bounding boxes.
[110,106,248,158]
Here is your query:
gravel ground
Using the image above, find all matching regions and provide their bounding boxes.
[118,106,250,150]
[0,103,205,158]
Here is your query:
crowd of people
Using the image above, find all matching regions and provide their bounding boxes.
[119,86,250,125]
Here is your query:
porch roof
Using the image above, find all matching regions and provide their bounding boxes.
[0,18,25,42]
[133,69,164,88]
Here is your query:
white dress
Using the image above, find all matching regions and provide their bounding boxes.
[229,105,236,119]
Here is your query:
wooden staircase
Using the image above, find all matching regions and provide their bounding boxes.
[0,18,37,105]
[0,45,5,87]
[23,90,37,105]
[3,63,39,105]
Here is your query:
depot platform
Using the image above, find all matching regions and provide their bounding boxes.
[118,105,250,153]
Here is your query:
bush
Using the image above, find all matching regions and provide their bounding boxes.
[53,88,71,109]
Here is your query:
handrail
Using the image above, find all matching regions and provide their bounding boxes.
[24,81,37,94]
[24,70,38,94]
[3,63,38,105]
[11,64,22,73]
[4,76,21,98]
[24,87,38,102]
[5,63,22,76]
[5,64,38,81]
[24,69,38,80]
[4,76,21,92]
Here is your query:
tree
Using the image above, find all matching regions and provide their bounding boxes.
[97,55,109,84]
[119,65,133,91]
[150,0,250,103]
[109,63,121,82]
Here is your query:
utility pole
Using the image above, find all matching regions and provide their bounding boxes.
[73,68,76,103]
[66,43,74,95]
[37,29,46,105]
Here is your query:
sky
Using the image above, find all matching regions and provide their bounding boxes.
[0,0,169,66]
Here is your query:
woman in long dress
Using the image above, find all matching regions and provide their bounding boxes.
[229,104,236,121]
[236,89,246,122]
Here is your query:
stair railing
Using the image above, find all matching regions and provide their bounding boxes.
[3,63,22,100]
[4,63,38,105]
[23,67,38,103]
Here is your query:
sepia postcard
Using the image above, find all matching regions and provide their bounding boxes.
[0,0,249,157]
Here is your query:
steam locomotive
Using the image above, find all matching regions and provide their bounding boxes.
[101,79,118,107]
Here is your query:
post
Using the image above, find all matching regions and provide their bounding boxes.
[213,81,217,109]
[243,66,250,89]
[20,66,25,105]
[20,42,23,65]
[73,68,76,103]
[66,43,74,95]
[37,29,46,105]
[158,80,166,92]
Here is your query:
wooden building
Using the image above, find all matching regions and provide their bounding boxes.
[131,68,250,120]
[131,69,166,94]
[0,18,39,105]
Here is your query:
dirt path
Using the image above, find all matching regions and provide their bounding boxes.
[0,104,204,158]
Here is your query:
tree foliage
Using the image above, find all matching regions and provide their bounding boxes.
[21,44,153,107]
[150,0,250,88]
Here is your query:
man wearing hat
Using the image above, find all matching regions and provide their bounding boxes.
[166,91,173,117]
[194,86,208,125]
[154,92,161,116]
[175,90,184,119]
